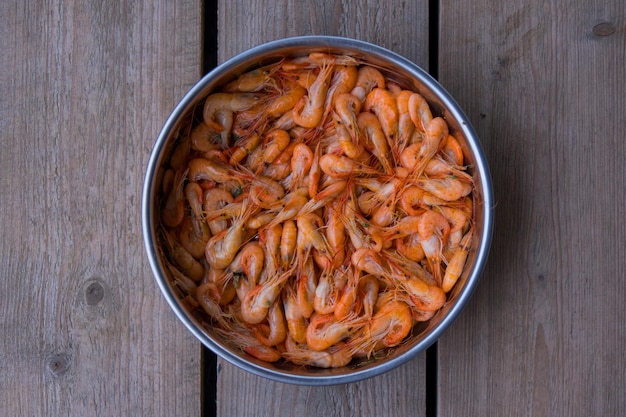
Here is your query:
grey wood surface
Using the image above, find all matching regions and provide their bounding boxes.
[437,0,626,415]
[3,0,625,416]
[0,1,203,416]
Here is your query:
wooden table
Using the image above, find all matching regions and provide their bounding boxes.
[2,1,624,416]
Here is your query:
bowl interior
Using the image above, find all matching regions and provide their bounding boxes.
[143,36,493,385]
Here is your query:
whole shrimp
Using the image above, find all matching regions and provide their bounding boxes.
[223,62,281,92]
[202,188,235,235]
[408,92,433,132]
[161,168,186,228]
[240,267,294,324]
[306,312,364,351]
[204,202,258,270]
[215,321,283,363]
[399,116,448,177]
[283,286,308,344]
[334,93,362,146]
[350,66,385,102]
[249,299,287,347]
[178,215,210,260]
[364,87,399,145]
[416,176,473,202]
[323,65,358,119]
[284,335,353,368]
[203,92,262,146]
[442,228,473,292]
[280,219,298,268]
[296,257,317,318]
[292,62,334,128]
[318,153,380,178]
[357,111,394,174]
[417,209,450,286]
[161,228,205,282]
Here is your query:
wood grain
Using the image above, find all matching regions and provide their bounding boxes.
[214,1,430,416]
[0,1,203,416]
[437,0,626,415]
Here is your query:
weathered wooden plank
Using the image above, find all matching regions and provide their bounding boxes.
[217,0,429,68]
[0,1,202,416]
[437,1,626,415]
[214,1,430,416]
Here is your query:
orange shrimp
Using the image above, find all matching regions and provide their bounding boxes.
[364,87,399,145]
[260,129,291,164]
[204,202,257,270]
[408,92,433,132]
[178,215,210,260]
[395,90,417,156]
[318,153,380,178]
[334,93,362,145]
[240,267,293,324]
[424,158,473,185]
[262,162,291,180]
[395,233,425,262]
[351,248,388,277]
[358,274,380,317]
[307,142,322,197]
[296,212,333,260]
[313,269,341,315]
[284,335,353,368]
[309,52,360,67]
[417,209,450,286]
[297,179,348,217]
[417,176,473,202]
[334,268,361,320]
[184,182,204,220]
[280,219,298,268]
[334,122,364,160]
[357,111,394,173]
[442,228,473,292]
[324,65,358,117]
[284,286,308,344]
[306,312,364,352]
[195,282,230,328]
[250,299,287,347]
[215,322,283,363]
[341,205,385,252]
[296,257,317,318]
[367,299,413,347]
[229,133,262,165]
[284,142,314,190]
[325,199,347,268]
[228,241,265,286]
[223,62,281,93]
[292,62,334,128]
[245,212,275,230]
[351,66,385,102]
[442,134,464,166]
[188,157,239,184]
[438,205,471,250]
[259,223,283,278]
[248,175,286,208]
[203,92,261,131]
[161,169,186,228]
[202,188,235,235]
[190,122,221,152]
[161,228,205,282]
[399,116,448,176]
[264,84,307,120]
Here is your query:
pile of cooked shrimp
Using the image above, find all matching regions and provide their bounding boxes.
[158,52,474,368]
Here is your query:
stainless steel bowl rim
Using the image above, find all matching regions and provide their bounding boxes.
[142,35,494,385]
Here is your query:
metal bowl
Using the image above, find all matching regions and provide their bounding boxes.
[142,36,494,385]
